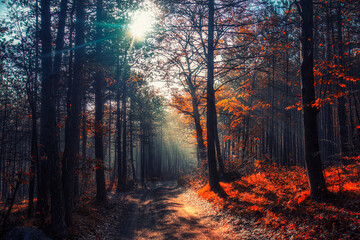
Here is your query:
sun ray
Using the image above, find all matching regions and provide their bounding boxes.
[130,10,154,39]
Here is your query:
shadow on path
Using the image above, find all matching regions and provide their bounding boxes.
[117,181,223,240]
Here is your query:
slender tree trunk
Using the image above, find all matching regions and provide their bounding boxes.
[28,0,39,218]
[214,113,224,175]
[299,0,328,198]
[336,1,352,159]
[52,0,68,87]
[323,7,336,165]
[81,99,87,194]
[39,0,65,233]
[190,93,207,168]
[95,0,106,202]
[63,0,84,225]
[121,69,127,187]
[148,128,154,178]
[116,58,122,191]
[0,90,8,200]
[140,123,145,185]
[207,0,222,193]
[28,104,38,218]
[130,95,136,180]
[108,101,112,170]
[117,38,134,190]
[53,0,72,224]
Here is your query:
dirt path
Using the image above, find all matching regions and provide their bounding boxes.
[112,181,237,240]
[79,181,277,239]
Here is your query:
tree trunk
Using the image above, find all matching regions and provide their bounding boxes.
[28,104,38,218]
[108,100,112,170]
[207,0,222,193]
[121,69,127,187]
[81,99,87,194]
[39,0,65,234]
[63,0,84,226]
[140,122,146,185]
[214,113,224,175]
[52,0,68,87]
[116,58,122,191]
[28,0,40,218]
[336,1,351,159]
[0,88,8,200]
[95,0,106,202]
[299,0,328,198]
[190,92,207,168]
[130,94,136,180]
[117,38,134,190]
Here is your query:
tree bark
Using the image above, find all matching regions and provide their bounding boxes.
[117,38,134,190]
[214,111,224,175]
[299,0,328,198]
[28,102,38,218]
[190,91,207,168]
[116,57,122,191]
[129,94,136,180]
[336,1,352,159]
[140,122,146,185]
[81,99,87,193]
[52,0,68,86]
[39,0,65,234]
[63,0,84,225]
[121,68,127,187]
[207,0,222,193]
[28,0,40,218]
[95,0,106,202]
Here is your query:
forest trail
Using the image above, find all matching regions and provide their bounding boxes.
[109,181,236,240]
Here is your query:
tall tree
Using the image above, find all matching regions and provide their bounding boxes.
[335,0,352,159]
[117,36,135,191]
[39,0,65,233]
[206,0,222,192]
[298,0,328,198]
[64,0,82,226]
[95,0,107,202]
[27,0,39,218]
[121,60,128,188]
[116,56,122,191]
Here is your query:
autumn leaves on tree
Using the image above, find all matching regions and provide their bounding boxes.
[157,0,359,197]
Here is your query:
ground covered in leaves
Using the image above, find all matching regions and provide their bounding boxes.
[194,163,360,239]
[2,164,359,239]
[66,180,288,239]
[69,191,130,239]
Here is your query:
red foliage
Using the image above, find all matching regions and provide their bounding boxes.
[196,164,360,239]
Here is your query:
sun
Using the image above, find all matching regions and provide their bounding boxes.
[130,10,154,39]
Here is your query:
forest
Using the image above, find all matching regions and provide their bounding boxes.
[0,0,359,239]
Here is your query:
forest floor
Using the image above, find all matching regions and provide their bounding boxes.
[71,181,277,239]
[193,163,360,240]
[3,164,360,239]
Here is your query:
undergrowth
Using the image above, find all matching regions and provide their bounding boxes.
[194,163,360,239]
